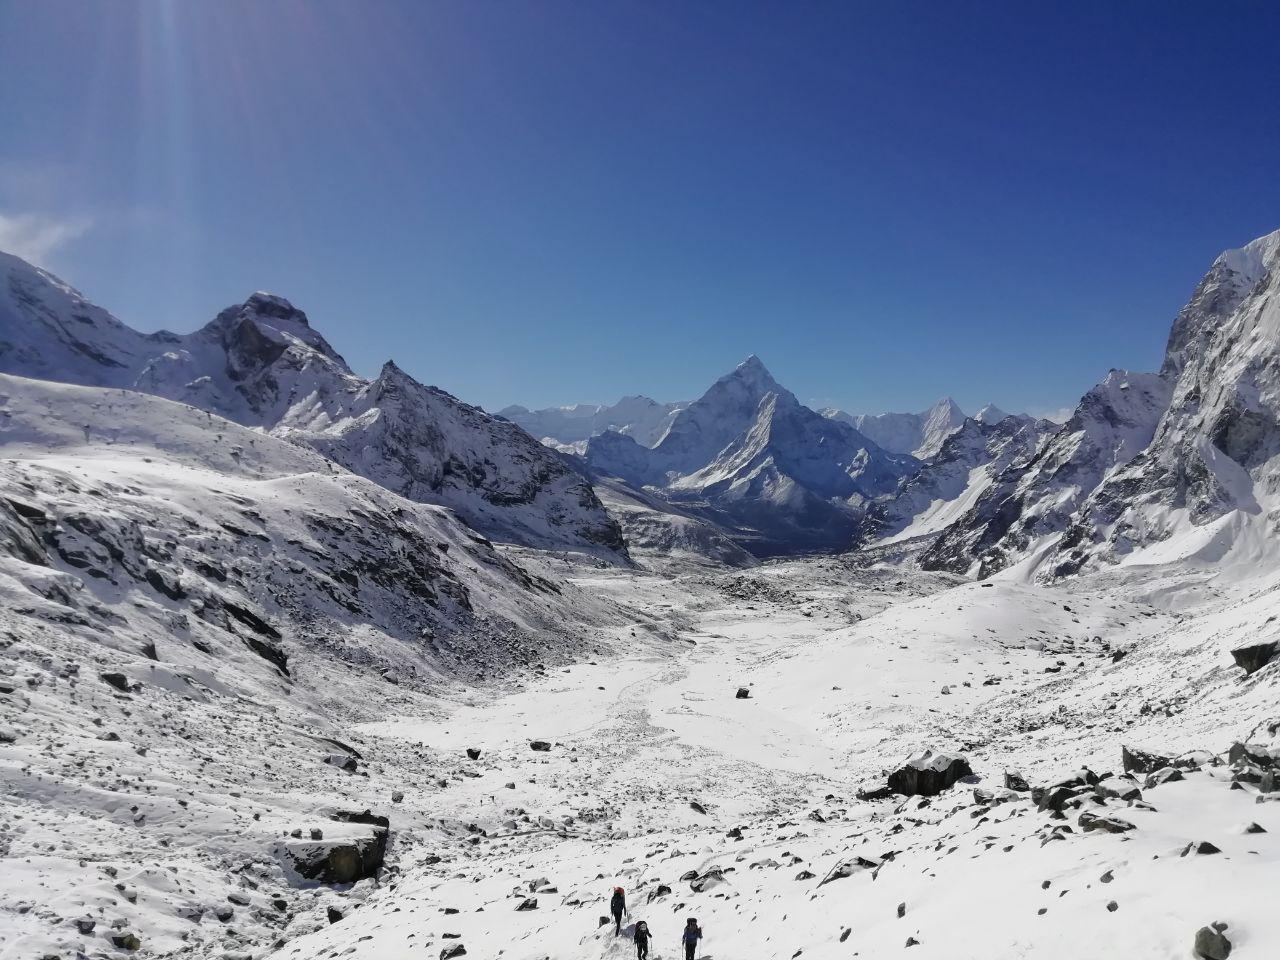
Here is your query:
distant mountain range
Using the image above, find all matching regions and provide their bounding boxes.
[5,225,1280,577]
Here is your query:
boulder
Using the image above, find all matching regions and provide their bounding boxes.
[1230,641,1277,676]
[440,946,467,959]
[1144,767,1185,789]
[1078,811,1136,834]
[818,858,878,885]
[1194,924,1232,959]
[735,687,751,699]
[1229,741,1278,769]
[530,740,552,752]
[325,753,358,773]
[100,672,135,693]
[466,748,481,760]
[1004,770,1030,791]
[689,866,727,892]
[1121,745,1172,774]
[887,750,973,797]
[282,813,388,884]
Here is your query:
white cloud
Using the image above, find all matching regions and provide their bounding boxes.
[0,211,92,267]
[1028,405,1074,424]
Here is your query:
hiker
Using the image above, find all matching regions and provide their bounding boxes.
[633,919,653,959]
[610,886,626,935]
[682,917,702,960]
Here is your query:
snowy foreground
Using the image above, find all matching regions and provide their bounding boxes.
[5,538,1279,959]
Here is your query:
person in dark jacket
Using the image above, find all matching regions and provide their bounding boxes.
[633,919,653,959]
[682,917,702,960]
[610,887,626,936]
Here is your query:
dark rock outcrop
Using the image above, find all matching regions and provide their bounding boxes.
[887,750,973,796]
[1230,641,1277,676]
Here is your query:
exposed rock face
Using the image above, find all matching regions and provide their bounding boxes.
[1229,641,1277,676]
[867,415,1052,542]
[921,370,1171,578]
[0,252,622,556]
[887,749,973,796]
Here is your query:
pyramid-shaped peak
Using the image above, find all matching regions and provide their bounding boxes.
[974,403,1009,424]
[719,354,782,391]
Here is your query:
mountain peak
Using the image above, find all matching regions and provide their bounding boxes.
[719,354,782,393]
[243,291,310,326]
[974,403,1009,424]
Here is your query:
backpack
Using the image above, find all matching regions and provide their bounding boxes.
[635,921,649,937]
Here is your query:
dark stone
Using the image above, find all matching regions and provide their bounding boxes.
[1145,767,1185,789]
[466,748,481,760]
[1181,841,1221,857]
[690,867,726,891]
[887,750,973,797]
[1194,924,1232,959]
[1078,811,1136,834]
[440,946,467,959]
[1230,641,1277,676]
[735,687,751,699]
[110,933,141,950]
[857,785,894,802]
[515,897,537,911]
[1229,741,1278,769]
[100,672,134,693]
[283,813,388,884]
[1038,786,1085,813]
[1122,745,1172,774]
[327,906,344,924]
[530,740,552,752]
[818,858,878,885]
[1004,770,1030,791]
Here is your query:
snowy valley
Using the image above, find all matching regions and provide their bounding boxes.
[3,227,1280,960]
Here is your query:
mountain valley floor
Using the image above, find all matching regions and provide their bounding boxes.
[5,549,1278,960]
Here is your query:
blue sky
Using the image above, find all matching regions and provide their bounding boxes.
[2,1,1279,418]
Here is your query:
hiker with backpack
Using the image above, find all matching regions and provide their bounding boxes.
[633,919,653,959]
[682,918,702,960]
[610,887,626,936]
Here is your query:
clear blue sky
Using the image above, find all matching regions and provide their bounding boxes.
[2,1,1279,418]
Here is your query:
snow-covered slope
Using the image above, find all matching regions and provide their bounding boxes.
[921,370,1172,577]
[498,395,685,448]
[826,397,967,460]
[870,414,1052,544]
[0,251,622,556]
[585,357,918,555]
[0,372,641,958]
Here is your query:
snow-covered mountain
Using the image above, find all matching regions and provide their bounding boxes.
[584,357,919,554]
[1047,227,1280,577]
[498,395,685,448]
[868,414,1053,544]
[824,397,967,460]
[920,370,1171,577]
[923,227,1280,580]
[0,251,623,556]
